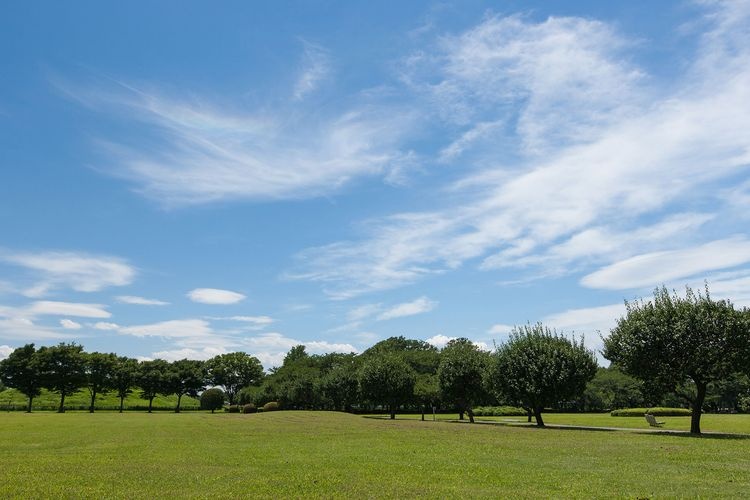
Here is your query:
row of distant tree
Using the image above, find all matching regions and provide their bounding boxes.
[2,285,749,434]
[0,347,263,413]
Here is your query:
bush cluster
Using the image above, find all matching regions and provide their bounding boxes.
[262,401,280,412]
[610,407,692,417]
[243,403,257,414]
[472,406,527,416]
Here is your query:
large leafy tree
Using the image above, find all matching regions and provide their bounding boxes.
[358,354,415,419]
[112,357,139,413]
[362,336,440,375]
[318,356,360,412]
[488,324,597,427]
[137,359,171,413]
[0,344,43,412]
[438,338,489,423]
[85,352,117,413]
[168,359,207,413]
[37,343,88,413]
[207,352,264,405]
[603,286,750,434]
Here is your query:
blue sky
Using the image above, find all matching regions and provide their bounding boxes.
[2,0,749,367]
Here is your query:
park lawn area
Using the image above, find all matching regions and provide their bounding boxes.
[1,411,749,498]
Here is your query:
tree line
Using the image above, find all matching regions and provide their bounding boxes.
[2,285,749,434]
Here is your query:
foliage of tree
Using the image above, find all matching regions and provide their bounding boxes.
[438,338,489,423]
[37,343,88,413]
[362,336,440,375]
[0,344,43,412]
[168,359,207,412]
[85,352,117,413]
[358,354,416,419]
[580,367,644,412]
[488,324,597,427]
[112,357,139,413]
[137,359,171,413]
[207,352,264,405]
[318,357,360,412]
[604,286,750,434]
[414,373,440,421]
[200,388,225,413]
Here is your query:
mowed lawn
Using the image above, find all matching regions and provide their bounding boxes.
[1,411,749,498]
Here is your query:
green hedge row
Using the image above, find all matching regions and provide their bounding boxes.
[610,407,692,417]
[472,406,527,417]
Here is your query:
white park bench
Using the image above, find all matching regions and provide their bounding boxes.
[645,414,665,427]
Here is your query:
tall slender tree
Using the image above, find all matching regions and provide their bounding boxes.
[438,338,489,423]
[137,359,171,413]
[168,359,207,413]
[37,343,87,413]
[0,344,43,412]
[85,352,117,413]
[112,357,139,413]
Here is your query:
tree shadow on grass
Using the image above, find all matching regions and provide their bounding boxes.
[453,419,750,440]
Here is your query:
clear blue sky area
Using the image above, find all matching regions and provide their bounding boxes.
[1,0,749,366]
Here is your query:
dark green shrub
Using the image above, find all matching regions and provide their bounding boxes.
[227,404,240,413]
[243,403,257,414]
[199,388,225,413]
[262,401,280,412]
[473,406,527,417]
[610,407,692,417]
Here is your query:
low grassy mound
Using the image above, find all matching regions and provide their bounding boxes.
[611,407,692,417]
[0,388,200,411]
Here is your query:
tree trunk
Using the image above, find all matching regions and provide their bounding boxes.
[459,410,464,420]
[533,407,544,427]
[467,407,475,424]
[89,390,97,413]
[119,395,125,413]
[526,408,532,422]
[27,395,33,413]
[389,404,396,419]
[148,396,154,413]
[690,382,707,434]
[58,392,66,413]
[421,405,425,421]
[175,394,183,413]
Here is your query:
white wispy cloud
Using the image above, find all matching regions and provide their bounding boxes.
[377,296,437,320]
[1,250,135,295]
[581,237,750,290]
[57,74,417,206]
[241,332,358,368]
[119,319,213,339]
[293,40,331,100]
[59,319,82,330]
[92,321,120,331]
[115,295,169,306]
[26,301,111,318]
[187,288,246,305]
[291,2,750,298]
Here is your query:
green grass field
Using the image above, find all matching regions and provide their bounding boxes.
[1,411,749,498]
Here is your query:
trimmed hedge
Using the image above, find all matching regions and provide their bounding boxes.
[472,406,527,417]
[227,405,240,413]
[611,407,692,417]
[262,401,280,412]
[243,404,257,414]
